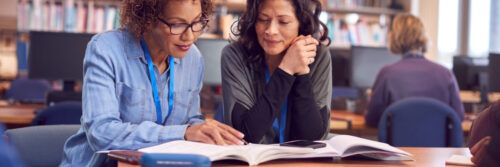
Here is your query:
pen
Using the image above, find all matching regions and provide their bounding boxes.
[242,139,249,145]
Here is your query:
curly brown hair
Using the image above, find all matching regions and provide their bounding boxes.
[120,0,214,39]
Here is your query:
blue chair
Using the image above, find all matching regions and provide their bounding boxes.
[45,91,82,106]
[378,97,463,147]
[32,101,82,125]
[4,125,80,167]
[0,124,25,167]
[5,78,51,103]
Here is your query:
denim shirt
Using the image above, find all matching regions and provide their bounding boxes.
[60,29,205,166]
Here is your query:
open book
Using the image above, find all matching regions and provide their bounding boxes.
[138,135,413,165]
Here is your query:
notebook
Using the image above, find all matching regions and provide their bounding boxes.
[446,155,474,166]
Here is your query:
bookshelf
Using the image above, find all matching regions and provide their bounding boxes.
[210,0,412,47]
[322,0,412,48]
[13,0,122,79]
[214,0,246,13]
[0,16,17,31]
[17,0,121,33]
[325,7,403,16]
[0,0,18,80]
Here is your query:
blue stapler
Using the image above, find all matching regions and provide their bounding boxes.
[140,153,211,167]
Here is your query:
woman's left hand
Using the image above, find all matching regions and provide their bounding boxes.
[471,136,491,165]
[279,35,319,75]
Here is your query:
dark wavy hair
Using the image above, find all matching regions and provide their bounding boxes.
[120,0,214,39]
[232,0,330,64]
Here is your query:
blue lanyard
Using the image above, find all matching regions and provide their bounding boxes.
[140,39,175,125]
[265,67,287,143]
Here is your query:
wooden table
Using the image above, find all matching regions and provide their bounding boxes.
[118,147,471,167]
[0,102,45,126]
[460,91,500,103]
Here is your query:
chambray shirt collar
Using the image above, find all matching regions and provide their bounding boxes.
[124,34,181,66]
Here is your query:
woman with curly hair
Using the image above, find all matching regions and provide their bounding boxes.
[60,0,244,166]
[221,0,332,144]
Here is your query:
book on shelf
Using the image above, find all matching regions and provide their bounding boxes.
[323,0,393,9]
[326,16,388,47]
[135,135,412,165]
[17,0,120,33]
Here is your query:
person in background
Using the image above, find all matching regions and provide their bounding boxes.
[365,14,464,127]
[61,0,244,166]
[468,101,500,166]
[221,0,332,144]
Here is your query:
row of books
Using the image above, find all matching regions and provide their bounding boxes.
[326,17,388,47]
[17,0,120,33]
[322,0,393,9]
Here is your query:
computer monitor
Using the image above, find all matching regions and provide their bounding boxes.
[489,53,500,92]
[195,38,229,85]
[330,47,351,87]
[349,46,401,89]
[28,31,94,81]
[452,56,489,91]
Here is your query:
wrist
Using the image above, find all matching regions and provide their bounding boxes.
[278,64,294,75]
[184,124,192,140]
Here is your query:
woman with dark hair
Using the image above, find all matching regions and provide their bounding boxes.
[221,0,332,144]
[60,0,243,166]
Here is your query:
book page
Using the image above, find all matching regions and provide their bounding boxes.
[138,141,313,165]
[250,144,315,164]
[139,140,247,162]
[282,142,341,159]
[327,135,412,158]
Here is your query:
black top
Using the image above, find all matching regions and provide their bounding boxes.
[221,43,332,143]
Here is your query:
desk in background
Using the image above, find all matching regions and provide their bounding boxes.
[460,91,500,103]
[117,147,470,167]
[330,110,475,137]
[0,102,44,128]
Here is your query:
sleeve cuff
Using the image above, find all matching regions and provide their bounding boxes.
[158,124,190,143]
[275,67,296,81]
[188,118,205,125]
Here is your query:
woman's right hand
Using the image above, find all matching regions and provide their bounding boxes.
[279,35,319,75]
[184,119,245,145]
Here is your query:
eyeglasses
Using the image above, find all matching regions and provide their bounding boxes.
[158,18,209,35]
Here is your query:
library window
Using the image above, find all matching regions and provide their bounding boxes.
[468,0,491,57]
[437,0,459,54]
[490,0,500,53]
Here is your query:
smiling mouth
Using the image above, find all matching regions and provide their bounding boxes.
[264,39,281,45]
[176,44,191,51]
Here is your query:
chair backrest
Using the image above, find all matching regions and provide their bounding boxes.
[4,125,80,167]
[378,97,463,147]
[32,101,82,125]
[0,124,25,167]
[5,78,51,103]
[45,91,82,106]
